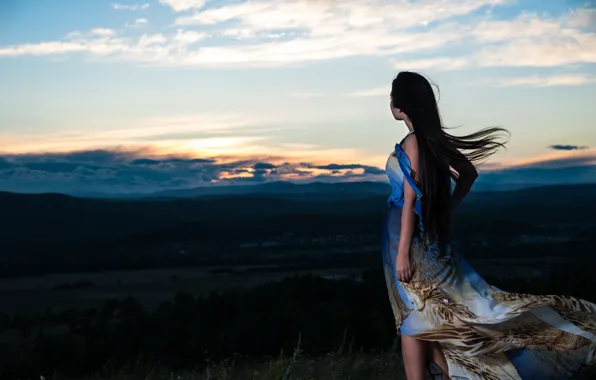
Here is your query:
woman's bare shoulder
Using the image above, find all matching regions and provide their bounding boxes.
[401,132,418,153]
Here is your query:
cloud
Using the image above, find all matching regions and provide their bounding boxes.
[172,29,208,46]
[0,0,503,67]
[0,41,88,56]
[308,163,386,175]
[0,149,386,194]
[0,111,376,173]
[112,3,150,11]
[158,0,206,12]
[394,57,470,71]
[254,162,277,170]
[479,9,596,68]
[91,28,117,36]
[396,8,596,71]
[566,8,596,29]
[549,145,589,151]
[125,18,150,28]
[131,157,214,165]
[2,147,594,195]
[0,158,17,170]
[482,74,596,87]
[1,1,594,70]
[343,85,388,98]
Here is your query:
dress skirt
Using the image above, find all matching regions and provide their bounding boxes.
[382,205,596,379]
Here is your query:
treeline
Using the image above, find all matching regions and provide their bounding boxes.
[2,264,596,378]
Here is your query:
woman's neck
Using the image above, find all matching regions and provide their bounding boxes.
[404,119,414,132]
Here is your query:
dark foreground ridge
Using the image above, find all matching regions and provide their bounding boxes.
[2,269,596,378]
[0,183,595,377]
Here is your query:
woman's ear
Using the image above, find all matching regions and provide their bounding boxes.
[391,104,408,121]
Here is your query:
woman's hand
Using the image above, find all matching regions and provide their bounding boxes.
[396,252,412,282]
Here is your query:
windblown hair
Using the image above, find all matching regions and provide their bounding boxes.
[390,71,509,242]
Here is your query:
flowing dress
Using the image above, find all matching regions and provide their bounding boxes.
[382,131,596,379]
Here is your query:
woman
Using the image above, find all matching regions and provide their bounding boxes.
[382,71,596,380]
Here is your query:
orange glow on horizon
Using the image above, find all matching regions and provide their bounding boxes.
[499,148,596,169]
[2,134,595,185]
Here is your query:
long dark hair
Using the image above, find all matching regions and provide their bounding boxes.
[390,71,509,242]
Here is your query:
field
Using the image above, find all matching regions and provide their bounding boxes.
[0,265,362,315]
[0,254,588,317]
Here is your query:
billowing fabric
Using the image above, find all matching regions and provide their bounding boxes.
[382,133,596,379]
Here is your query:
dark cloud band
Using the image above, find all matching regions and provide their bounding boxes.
[1,148,594,196]
[0,149,385,195]
[549,145,588,151]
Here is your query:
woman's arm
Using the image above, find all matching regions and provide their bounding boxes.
[396,134,419,282]
[450,150,478,209]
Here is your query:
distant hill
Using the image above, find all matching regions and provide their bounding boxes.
[0,183,594,277]
[73,178,593,200]
[465,183,596,205]
[2,181,596,204]
[0,183,593,245]
[75,180,392,200]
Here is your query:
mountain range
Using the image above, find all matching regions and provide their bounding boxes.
[72,179,562,200]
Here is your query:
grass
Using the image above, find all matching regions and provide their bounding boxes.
[39,337,407,380]
[32,352,596,380]
[34,337,596,380]
[84,352,406,380]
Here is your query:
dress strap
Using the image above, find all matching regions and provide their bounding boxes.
[393,140,424,234]
[399,130,415,145]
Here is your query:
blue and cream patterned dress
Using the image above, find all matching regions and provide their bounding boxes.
[382,131,596,379]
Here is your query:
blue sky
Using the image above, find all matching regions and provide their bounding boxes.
[0,0,595,194]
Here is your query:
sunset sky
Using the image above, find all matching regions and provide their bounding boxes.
[0,0,595,194]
